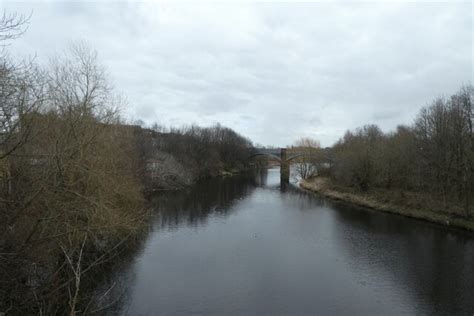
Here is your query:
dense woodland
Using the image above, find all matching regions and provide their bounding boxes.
[136,124,254,190]
[0,12,253,314]
[329,86,473,217]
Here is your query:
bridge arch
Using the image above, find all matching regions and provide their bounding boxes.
[247,152,282,162]
[248,148,310,184]
[249,148,333,185]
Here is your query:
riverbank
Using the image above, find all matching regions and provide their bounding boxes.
[103,166,474,315]
[300,177,474,232]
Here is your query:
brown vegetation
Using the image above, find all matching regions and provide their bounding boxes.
[1,41,146,314]
[300,177,474,231]
[301,85,473,229]
[136,124,254,191]
[290,137,326,179]
[0,13,254,314]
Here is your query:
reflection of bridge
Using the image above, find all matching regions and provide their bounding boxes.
[249,148,305,184]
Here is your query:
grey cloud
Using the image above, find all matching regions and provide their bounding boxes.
[3,1,472,147]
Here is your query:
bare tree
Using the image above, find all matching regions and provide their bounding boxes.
[1,43,145,314]
[0,10,30,61]
[0,10,40,159]
[293,137,321,180]
[0,10,30,43]
[0,60,45,160]
[330,85,473,216]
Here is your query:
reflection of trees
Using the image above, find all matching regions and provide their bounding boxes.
[327,201,474,315]
[95,170,268,313]
[266,185,474,314]
[98,170,474,314]
[149,170,266,230]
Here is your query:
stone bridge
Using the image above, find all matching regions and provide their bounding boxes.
[249,148,309,184]
[250,148,333,184]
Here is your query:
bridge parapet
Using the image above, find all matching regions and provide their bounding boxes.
[254,148,281,155]
[250,147,333,184]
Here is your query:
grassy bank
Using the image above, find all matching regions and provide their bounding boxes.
[300,177,474,231]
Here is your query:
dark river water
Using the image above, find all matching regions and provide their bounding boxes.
[106,168,474,315]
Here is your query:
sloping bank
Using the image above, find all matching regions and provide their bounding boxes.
[300,177,474,232]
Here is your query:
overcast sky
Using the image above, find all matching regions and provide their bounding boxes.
[2,0,472,147]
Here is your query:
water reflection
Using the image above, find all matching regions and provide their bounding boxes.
[148,169,268,230]
[328,200,474,315]
[106,168,474,315]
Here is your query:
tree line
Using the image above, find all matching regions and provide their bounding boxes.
[329,86,473,217]
[0,12,254,314]
[136,123,254,190]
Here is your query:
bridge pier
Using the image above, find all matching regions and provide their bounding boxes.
[280,148,290,184]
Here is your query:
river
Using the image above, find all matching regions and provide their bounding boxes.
[104,168,474,315]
